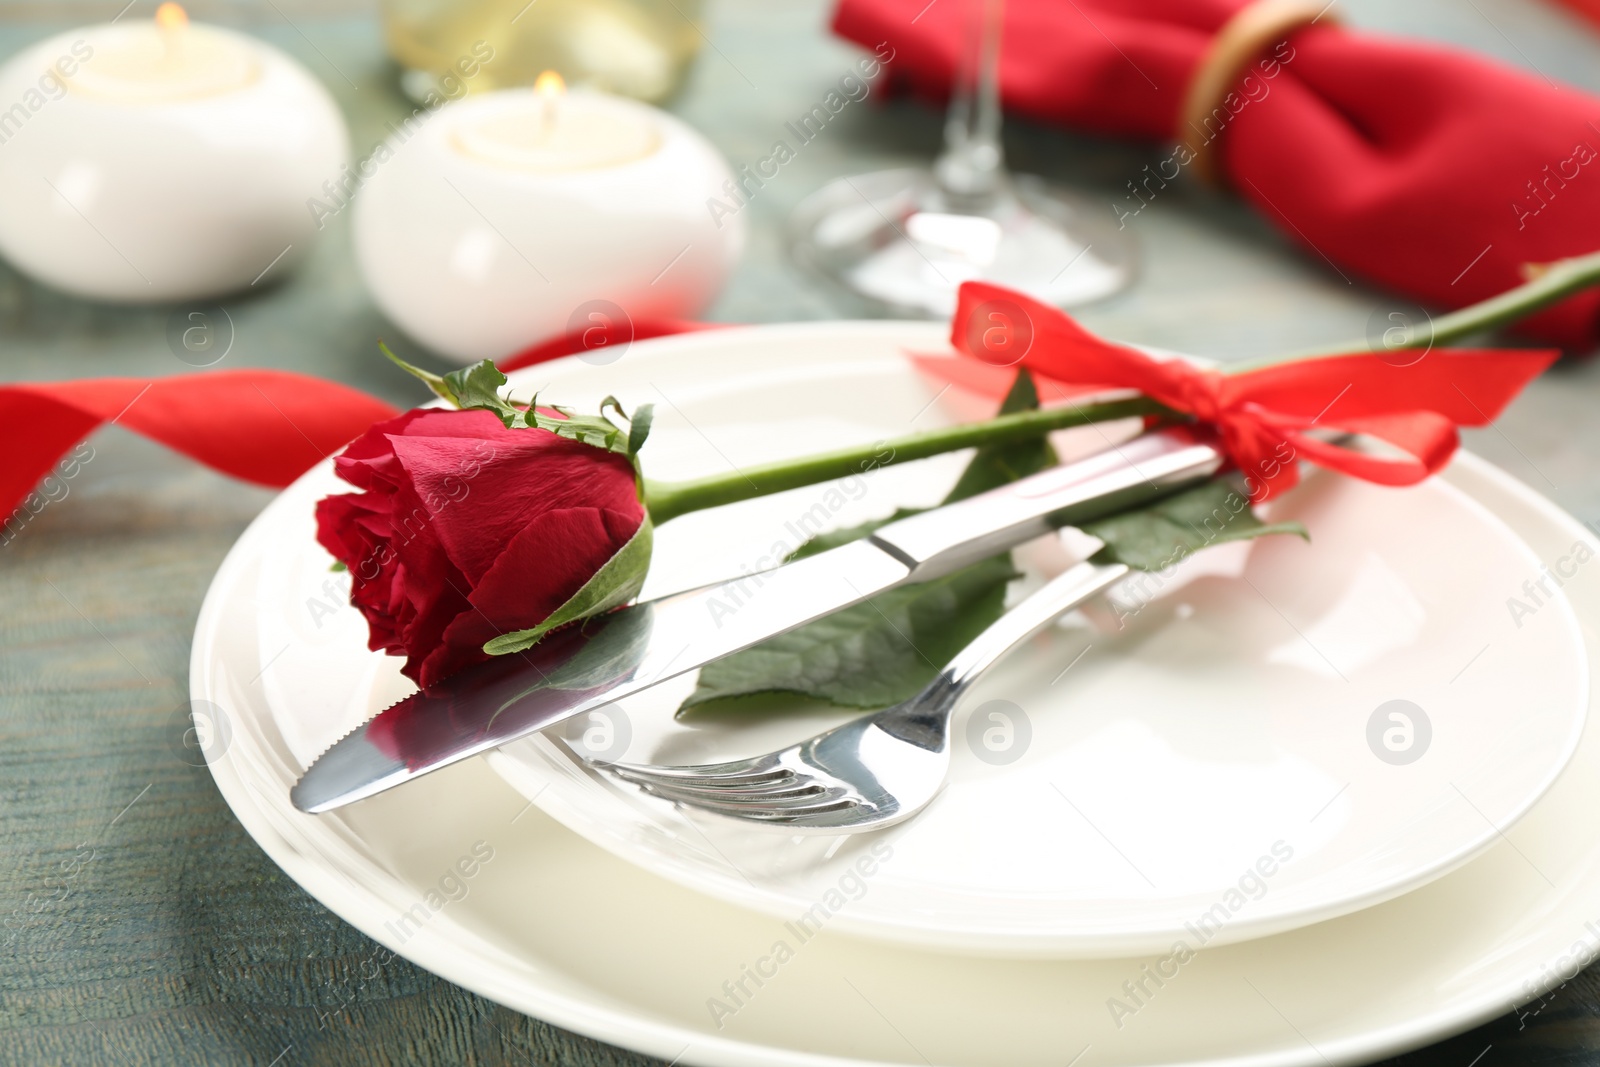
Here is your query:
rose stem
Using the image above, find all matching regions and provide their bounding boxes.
[1230,248,1600,369]
[645,247,1600,523]
[642,394,1173,523]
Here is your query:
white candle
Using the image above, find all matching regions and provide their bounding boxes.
[0,4,348,303]
[68,4,259,102]
[452,71,660,173]
[354,77,744,364]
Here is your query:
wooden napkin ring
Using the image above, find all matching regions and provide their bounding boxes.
[1180,0,1338,185]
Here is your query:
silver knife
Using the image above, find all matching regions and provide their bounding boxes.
[291,425,1225,813]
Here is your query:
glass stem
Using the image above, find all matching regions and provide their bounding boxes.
[933,0,1007,211]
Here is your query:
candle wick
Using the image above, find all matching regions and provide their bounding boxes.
[155,2,188,67]
[160,28,182,67]
[532,71,565,143]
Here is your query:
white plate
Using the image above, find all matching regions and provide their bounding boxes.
[196,322,1600,1066]
[465,325,1583,958]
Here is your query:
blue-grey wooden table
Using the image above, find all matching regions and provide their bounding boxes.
[5,0,1600,1063]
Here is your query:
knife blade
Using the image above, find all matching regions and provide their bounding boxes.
[292,425,1225,813]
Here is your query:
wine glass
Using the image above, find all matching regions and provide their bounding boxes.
[788,0,1136,317]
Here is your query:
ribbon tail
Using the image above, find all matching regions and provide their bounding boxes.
[0,392,105,530]
[1284,411,1460,488]
[0,372,399,520]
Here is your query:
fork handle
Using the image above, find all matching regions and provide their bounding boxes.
[912,560,1130,726]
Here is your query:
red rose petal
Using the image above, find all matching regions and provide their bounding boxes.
[417,506,642,687]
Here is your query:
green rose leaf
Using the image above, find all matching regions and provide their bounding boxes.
[380,344,649,459]
[529,402,629,452]
[1084,478,1308,571]
[680,554,1020,712]
[483,517,655,656]
[380,341,459,405]
[480,607,659,736]
[520,601,657,694]
[786,508,923,561]
[444,361,521,421]
[626,402,654,458]
[602,396,655,464]
[940,368,1058,503]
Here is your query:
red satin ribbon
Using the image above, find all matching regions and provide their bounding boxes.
[0,320,698,520]
[0,371,399,522]
[950,282,1559,499]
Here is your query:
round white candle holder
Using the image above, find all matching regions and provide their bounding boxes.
[0,21,349,303]
[353,87,745,364]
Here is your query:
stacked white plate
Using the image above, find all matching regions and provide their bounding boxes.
[194,323,1598,1066]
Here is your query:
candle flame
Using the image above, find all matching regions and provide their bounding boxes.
[534,70,566,99]
[155,2,188,29]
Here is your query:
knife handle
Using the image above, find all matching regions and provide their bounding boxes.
[868,426,1225,581]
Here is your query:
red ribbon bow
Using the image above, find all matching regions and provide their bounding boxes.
[950,282,1559,500]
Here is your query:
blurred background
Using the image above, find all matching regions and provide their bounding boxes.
[7,0,1600,1063]
[1,0,1595,375]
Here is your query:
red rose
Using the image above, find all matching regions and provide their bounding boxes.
[315,408,645,688]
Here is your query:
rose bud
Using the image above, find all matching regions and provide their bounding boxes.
[315,403,649,688]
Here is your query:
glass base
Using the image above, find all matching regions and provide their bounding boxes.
[788,167,1137,318]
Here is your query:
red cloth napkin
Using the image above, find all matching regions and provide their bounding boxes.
[834,0,1600,348]
[1552,0,1600,31]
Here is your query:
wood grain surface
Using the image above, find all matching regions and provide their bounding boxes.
[5,0,1600,1064]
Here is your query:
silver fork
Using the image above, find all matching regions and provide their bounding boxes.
[600,559,1129,834]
